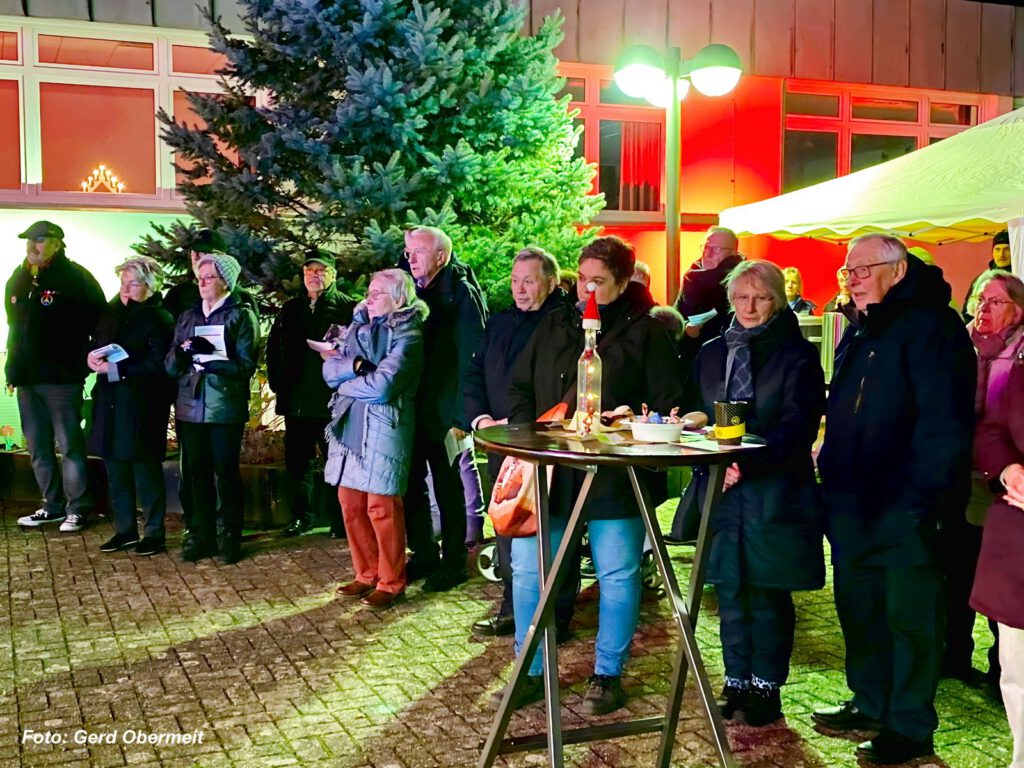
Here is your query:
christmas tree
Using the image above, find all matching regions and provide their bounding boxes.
[137,0,603,307]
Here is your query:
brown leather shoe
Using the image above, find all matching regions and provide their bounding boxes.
[360,589,403,608]
[336,580,375,598]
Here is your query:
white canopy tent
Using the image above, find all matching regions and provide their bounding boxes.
[718,106,1024,275]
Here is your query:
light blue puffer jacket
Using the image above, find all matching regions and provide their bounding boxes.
[323,298,427,495]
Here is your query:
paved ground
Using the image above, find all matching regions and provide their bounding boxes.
[0,498,1012,767]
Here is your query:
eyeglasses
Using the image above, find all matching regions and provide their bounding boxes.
[120,281,143,289]
[30,237,48,244]
[366,289,388,300]
[703,245,733,254]
[732,294,774,306]
[838,260,896,280]
[197,274,222,285]
[977,297,1014,310]
[404,248,439,259]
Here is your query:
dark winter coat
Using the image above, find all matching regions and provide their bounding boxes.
[401,255,487,439]
[4,251,105,387]
[464,288,570,477]
[689,309,826,590]
[970,345,1024,629]
[267,282,355,418]
[165,294,259,425]
[88,295,175,461]
[788,296,817,315]
[818,255,976,568]
[508,282,686,521]
[674,253,743,364]
[323,299,428,496]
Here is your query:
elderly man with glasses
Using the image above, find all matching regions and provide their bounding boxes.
[7,221,105,533]
[267,248,354,538]
[812,235,976,765]
[399,226,487,592]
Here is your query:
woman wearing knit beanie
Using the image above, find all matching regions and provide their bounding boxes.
[165,253,259,564]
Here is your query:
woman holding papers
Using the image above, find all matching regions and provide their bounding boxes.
[686,260,825,727]
[323,269,427,608]
[88,256,174,556]
[165,253,258,564]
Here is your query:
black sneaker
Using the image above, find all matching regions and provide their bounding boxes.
[581,674,625,716]
[488,675,546,711]
[423,567,468,593]
[219,537,242,565]
[100,532,141,552]
[716,685,747,720]
[181,539,218,562]
[742,688,783,727]
[18,509,65,527]
[134,537,166,557]
[811,700,882,731]
[280,519,310,537]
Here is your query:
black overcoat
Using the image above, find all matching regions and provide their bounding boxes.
[818,255,976,568]
[508,282,685,521]
[690,308,826,590]
[88,295,175,461]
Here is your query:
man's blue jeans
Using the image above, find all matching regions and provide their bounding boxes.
[17,384,92,516]
[512,515,645,677]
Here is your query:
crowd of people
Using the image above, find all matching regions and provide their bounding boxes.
[4,219,1022,766]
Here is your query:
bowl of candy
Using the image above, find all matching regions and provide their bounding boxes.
[630,405,685,443]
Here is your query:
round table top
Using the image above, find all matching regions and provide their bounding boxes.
[473,423,764,469]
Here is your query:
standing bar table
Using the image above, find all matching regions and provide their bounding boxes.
[474,423,763,768]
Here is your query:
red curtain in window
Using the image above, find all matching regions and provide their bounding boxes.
[620,121,663,211]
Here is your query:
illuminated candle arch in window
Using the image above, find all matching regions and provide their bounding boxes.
[80,164,126,193]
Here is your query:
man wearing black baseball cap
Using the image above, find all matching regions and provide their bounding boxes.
[5,220,105,532]
[267,247,354,537]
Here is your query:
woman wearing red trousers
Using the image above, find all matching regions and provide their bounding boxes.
[322,269,427,607]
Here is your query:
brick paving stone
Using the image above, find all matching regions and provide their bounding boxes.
[1,498,1014,767]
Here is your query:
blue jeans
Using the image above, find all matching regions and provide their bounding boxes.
[17,384,92,516]
[512,516,645,677]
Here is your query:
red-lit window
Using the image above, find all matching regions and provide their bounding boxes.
[39,83,156,193]
[782,81,992,193]
[172,90,248,189]
[0,31,18,62]
[0,80,20,188]
[560,65,665,212]
[171,45,228,76]
[37,35,154,71]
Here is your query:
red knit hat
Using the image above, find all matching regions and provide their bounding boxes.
[582,283,601,330]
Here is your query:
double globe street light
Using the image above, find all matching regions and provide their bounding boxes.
[613,44,742,302]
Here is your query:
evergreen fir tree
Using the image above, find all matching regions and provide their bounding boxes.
[137,0,602,307]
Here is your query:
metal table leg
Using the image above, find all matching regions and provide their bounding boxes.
[478,466,596,768]
[627,462,735,768]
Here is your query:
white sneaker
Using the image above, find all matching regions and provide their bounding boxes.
[59,513,86,533]
[18,509,66,527]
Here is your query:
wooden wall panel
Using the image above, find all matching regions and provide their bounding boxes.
[753,0,794,77]
[91,0,154,26]
[668,0,712,58]
[872,0,909,86]
[908,0,944,90]
[980,3,1013,96]
[710,0,755,73]
[794,0,833,81]
[212,0,245,34]
[153,0,209,30]
[533,0,579,63]
[623,0,667,50]
[25,0,90,20]
[945,0,980,93]
[834,0,872,84]
[577,0,624,64]
[0,1,25,15]
[1016,9,1024,98]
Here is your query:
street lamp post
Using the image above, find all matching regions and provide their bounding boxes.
[613,43,742,303]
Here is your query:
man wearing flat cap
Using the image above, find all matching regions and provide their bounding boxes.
[5,221,105,532]
[267,248,355,537]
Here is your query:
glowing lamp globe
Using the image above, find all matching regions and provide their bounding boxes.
[645,76,690,108]
[612,45,665,99]
[688,44,742,97]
